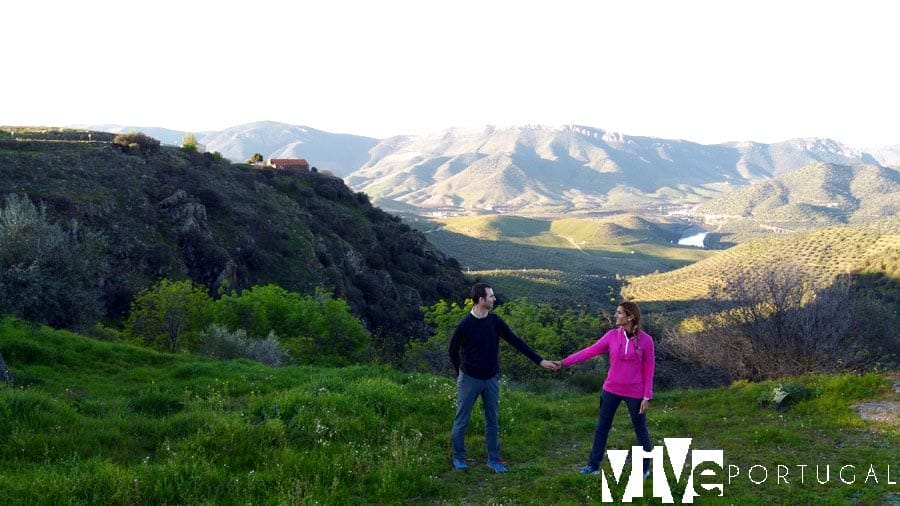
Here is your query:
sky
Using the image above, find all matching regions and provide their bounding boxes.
[3,0,898,148]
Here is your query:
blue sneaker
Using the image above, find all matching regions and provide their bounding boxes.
[452,458,468,471]
[487,459,508,473]
[579,464,599,475]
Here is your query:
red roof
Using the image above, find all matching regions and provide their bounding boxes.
[269,158,309,169]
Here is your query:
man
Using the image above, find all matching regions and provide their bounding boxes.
[448,282,558,473]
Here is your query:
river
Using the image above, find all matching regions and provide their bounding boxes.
[678,229,708,248]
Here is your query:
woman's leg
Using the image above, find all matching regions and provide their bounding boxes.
[587,390,622,468]
[624,396,652,473]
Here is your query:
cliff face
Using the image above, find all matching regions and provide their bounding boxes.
[0,134,469,349]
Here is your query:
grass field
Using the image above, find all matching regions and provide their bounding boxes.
[1,318,896,504]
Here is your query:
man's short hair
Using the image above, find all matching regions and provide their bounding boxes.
[471,282,492,305]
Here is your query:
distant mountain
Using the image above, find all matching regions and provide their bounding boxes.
[197,121,378,176]
[694,163,900,231]
[722,138,879,178]
[76,122,379,177]
[345,125,879,214]
[871,145,900,167]
[78,122,886,216]
[72,124,188,146]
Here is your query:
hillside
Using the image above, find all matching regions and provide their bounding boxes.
[622,224,900,303]
[692,163,899,242]
[402,213,714,307]
[1,319,896,504]
[0,128,468,349]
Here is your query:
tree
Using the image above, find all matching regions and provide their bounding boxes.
[0,194,106,329]
[246,153,264,164]
[664,260,877,382]
[112,131,160,154]
[124,279,212,352]
[407,297,603,383]
[181,133,198,152]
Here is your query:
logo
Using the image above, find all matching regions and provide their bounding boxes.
[598,438,723,503]
[596,438,895,502]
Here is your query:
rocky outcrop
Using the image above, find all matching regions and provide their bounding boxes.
[0,352,13,384]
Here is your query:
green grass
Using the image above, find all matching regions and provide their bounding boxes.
[1,317,897,504]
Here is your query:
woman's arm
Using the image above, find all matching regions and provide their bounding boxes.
[561,330,612,367]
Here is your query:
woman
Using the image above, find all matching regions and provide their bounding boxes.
[555,301,655,475]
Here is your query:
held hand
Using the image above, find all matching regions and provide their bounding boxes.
[540,359,559,371]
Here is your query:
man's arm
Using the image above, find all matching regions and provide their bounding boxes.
[495,315,544,365]
[448,320,465,374]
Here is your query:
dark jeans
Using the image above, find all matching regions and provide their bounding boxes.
[451,372,501,461]
[587,389,652,471]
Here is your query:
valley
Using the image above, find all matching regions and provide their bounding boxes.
[402,207,899,316]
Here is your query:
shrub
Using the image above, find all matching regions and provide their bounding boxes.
[124,279,212,352]
[197,324,288,367]
[209,285,371,366]
[0,194,106,329]
[112,131,160,154]
[758,383,814,411]
[664,260,890,382]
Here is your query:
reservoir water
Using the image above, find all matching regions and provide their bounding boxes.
[678,230,708,248]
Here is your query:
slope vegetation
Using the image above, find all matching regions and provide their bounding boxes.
[694,163,899,242]
[622,224,900,302]
[404,213,714,307]
[0,128,468,344]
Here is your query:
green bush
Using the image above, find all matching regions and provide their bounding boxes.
[124,279,212,352]
[209,285,371,366]
[197,324,288,367]
[411,297,606,385]
[0,194,106,329]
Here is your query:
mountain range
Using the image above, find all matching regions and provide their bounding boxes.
[695,162,899,227]
[85,121,897,216]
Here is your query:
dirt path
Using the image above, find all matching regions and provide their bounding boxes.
[852,374,900,427]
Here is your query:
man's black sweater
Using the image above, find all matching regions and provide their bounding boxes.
[448,312,544,380]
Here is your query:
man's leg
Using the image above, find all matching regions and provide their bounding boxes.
[482,374,501,461]
[451,372,483,460]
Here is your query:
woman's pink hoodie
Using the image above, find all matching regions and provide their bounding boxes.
[562,327,655,399]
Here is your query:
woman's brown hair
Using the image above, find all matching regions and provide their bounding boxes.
[619,301,641,331]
